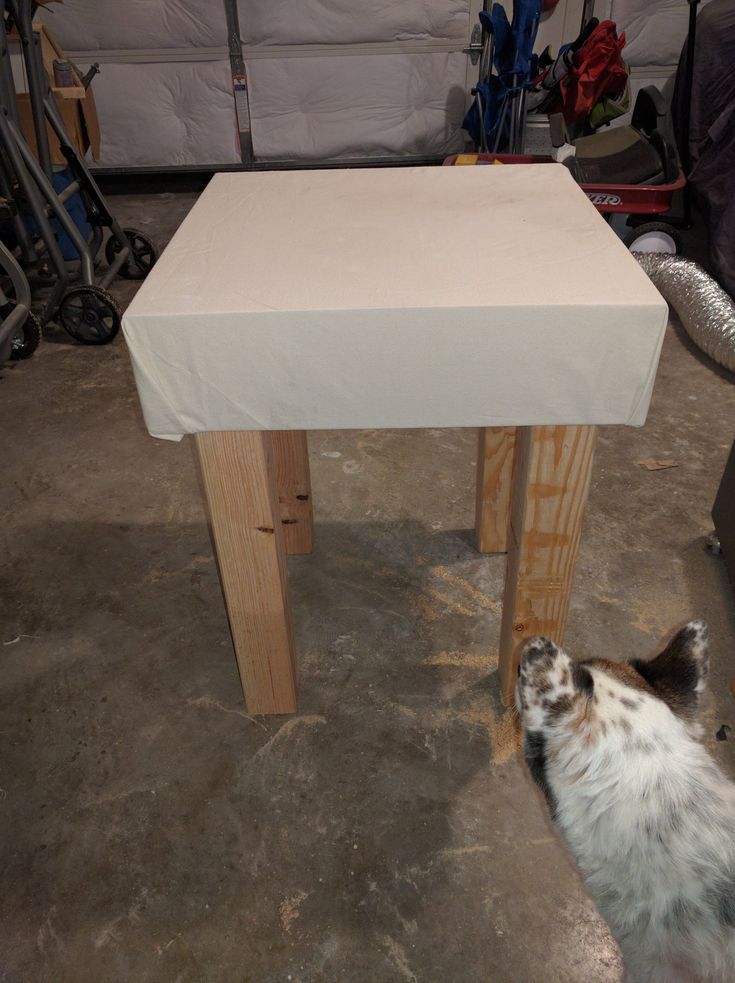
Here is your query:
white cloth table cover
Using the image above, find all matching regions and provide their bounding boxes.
[122,165,668,440]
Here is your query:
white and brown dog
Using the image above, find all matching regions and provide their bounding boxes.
[516,622,735,983]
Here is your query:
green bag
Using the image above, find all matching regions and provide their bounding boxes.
[589,74,631,129]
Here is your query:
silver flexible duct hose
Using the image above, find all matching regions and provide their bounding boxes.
[635,252,735,374]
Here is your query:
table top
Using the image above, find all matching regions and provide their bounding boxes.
[123,165,668,440]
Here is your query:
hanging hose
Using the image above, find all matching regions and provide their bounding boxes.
[635,252,735,374]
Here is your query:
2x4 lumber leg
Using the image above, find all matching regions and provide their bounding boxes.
[194,430,297,715]
[272,430,313,555]
[475,426,516,553]
[498,425,597,705]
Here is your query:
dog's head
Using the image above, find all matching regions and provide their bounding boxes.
[515,621,710,814]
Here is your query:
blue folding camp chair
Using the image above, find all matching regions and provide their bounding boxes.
[463,0,541,153]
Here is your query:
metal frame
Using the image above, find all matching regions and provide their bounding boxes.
[9,0,52,176]
[680,0,700,227]
[0,104,68,323]
[580,0,596,30]
[0,0,159,344]
[4,0,134,291]
[0,237,31,356]
[223,0,253,164]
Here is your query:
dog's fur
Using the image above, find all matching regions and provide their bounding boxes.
[515,622,735,983]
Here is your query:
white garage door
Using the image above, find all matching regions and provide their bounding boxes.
[35,0,627,170]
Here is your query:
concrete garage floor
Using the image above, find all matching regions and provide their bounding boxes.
[2,189,735,983]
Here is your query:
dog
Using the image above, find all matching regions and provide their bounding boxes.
[515,621,735,983]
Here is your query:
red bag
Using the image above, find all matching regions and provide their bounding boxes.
[559,20,627,125]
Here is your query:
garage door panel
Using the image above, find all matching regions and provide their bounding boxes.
[249,52,468,160]
[85,61,241,168]
[239,0,469,47]
[38,0,227,51]
[604,0,713,68]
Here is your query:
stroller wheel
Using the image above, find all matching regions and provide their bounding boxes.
[10,310,41,360]
[59,285,122,345]
[105,228,157,280]
[624,222,682,255]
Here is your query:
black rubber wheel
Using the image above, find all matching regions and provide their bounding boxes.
[105,227,157,280]
[9,310,41,360]
[624,222,682,255]
[58,285,121,345]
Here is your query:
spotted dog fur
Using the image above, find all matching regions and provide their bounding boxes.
[516,622,735,983]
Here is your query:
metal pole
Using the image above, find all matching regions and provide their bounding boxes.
[10,0,52,178]
[223,0,254,165]
[0,149,37,261]
[0,0,35,260]
[0,239,31,352]
[478,29,491,84]
[9,114,95,284]
[492,95,510,152]
[509,76,520,153]
[681,0,700,175]
[0,0,20,128]
[518,88,528,154]
[43,99,133,283]
[475,90,487,152]
[0,106,67,324]
[580,0,596,31]
[682,0,700,228]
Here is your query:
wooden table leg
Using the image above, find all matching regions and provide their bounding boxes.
[498,425,597,705]
[272,431,313,555]
[475,427,516,553]
[194,431,297,715]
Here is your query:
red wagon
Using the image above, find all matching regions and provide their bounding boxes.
[444,151,685,254]
[444,100,686,253]
[447,79,689,254]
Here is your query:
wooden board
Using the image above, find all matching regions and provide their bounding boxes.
[272,431,313,555]
[713,440,735,598]
[498,425,597,704]
[475,427,516,553]
[194,431,297,714]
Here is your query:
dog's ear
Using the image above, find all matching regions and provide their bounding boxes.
[631,621,709,718]
[521,637,594,696]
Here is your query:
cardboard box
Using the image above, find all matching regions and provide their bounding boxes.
[10,21,100,164]
[16,89,100,166]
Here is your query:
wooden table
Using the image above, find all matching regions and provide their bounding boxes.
[123,166,667,715]
[194,424,596,713]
